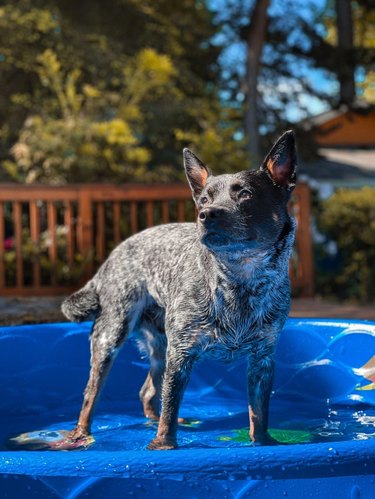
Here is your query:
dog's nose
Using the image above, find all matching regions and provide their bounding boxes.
[198,207,224,222]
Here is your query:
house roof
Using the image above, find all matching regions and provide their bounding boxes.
[298,101,375,184]
[301,101,375,131]
[299,147,375,186]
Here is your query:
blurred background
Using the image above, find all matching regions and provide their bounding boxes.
[0,0,374,320]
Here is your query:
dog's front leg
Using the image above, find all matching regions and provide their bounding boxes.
[247,352,276,445]
[147,348,194,450]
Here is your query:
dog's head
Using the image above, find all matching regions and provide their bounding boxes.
[183,131,297,253]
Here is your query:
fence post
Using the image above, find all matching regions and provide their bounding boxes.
[296,183,314,297]
[77,187,94,279]
[0,202,4,289]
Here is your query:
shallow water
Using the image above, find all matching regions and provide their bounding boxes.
[1,320,375,498]
[1,318,375,452]
[3,397,374,452]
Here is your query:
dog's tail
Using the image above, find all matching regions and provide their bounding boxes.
[61,281,99,322]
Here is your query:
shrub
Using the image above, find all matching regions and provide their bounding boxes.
[316,187,375,303]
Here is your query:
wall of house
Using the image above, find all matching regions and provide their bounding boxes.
[315,111,375,147]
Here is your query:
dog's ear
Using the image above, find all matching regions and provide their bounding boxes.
[260,130,297,190]
[183,148,211,201]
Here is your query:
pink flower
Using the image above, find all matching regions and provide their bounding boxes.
[4,237,14,251]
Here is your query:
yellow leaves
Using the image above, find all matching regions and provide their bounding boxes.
[10,93,32,108]
[92,119,137,146]
[34,9,57,34]
[83,84,101,99]
[103,148,114,162]
[37,49,61,78]
[123,48,176,106]
[125,147,151,164]
[119,104,141,121]
[2,160,19,181]
[0,5,57,35]
[323,3,375,49]
[322,2,375,101]
[361,71,375,104]
[175,104,248,174]
[80,143,98,156]
[65,69,83,114]
[36,50,84,118]
[136,48,175,84]
[6,40,178,183]
[8,112,152,183]
[353,4,375,49]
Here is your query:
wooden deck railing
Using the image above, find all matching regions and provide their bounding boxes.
[0,183,314,297]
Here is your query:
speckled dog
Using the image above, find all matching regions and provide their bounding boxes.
[61,130,297,450]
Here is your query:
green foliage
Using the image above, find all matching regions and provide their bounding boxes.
[4,225,90,286]
[5,47,177,183]
[175,105,249,173]
[317,187,375,303]
[323,0,375,103]
[0,0,226,183]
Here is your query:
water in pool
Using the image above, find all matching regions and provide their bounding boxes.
[3,398,375,452]
[0,319,375,452]
[1,321,374,499]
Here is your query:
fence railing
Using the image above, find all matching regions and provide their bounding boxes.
[0,183,314,297]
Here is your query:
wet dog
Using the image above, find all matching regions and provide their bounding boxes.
[60,130,297,450]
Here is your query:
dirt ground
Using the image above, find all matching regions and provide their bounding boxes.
[0,296,374,326]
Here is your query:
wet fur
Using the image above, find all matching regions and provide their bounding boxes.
[61,131,297,450]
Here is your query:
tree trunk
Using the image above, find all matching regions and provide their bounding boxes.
[336,0,356,105]
[244,0,269,163]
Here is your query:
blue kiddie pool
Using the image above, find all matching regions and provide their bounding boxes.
[0,318,374,498]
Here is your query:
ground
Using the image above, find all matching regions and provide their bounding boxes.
[0,296,374,326]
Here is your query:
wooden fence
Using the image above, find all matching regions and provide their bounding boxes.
[0,183,314,297]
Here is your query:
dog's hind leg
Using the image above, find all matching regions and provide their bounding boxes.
[138,324,167,420]
[140,361,166,420]
[53,310,129,450]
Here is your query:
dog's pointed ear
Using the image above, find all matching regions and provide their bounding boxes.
[260,130,297,190]
[183,148,211,201]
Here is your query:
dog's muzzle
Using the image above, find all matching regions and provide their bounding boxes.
[198,207,228,224]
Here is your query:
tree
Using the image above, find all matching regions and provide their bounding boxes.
[212,0,375,163]
[293,0,375,107]
[244,0,269,162]
[6,48,177,183]
[0,0,229,183]
[336,0,356,104]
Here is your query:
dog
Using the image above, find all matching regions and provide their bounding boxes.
[59,130,297,450]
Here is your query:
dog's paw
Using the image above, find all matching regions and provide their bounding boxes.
[7,429,95,451]
[251,432,280,446]
[49,432,95,451]
[147,437,177,450]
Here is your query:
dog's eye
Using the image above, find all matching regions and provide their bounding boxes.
[201,196,209,205]
[238,190,252,200]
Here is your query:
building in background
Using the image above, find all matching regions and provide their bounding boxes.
[300,102,375,188]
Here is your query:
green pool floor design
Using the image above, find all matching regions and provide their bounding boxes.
[218,428,313,445]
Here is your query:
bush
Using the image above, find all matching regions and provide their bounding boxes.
[316,187,375,303]
[4,48,178,184]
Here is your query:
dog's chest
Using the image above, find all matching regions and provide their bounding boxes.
[200,277,278,361]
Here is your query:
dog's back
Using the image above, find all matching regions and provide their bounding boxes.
[62,223,200,322]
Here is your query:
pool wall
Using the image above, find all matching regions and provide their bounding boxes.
[1,319,374,498]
